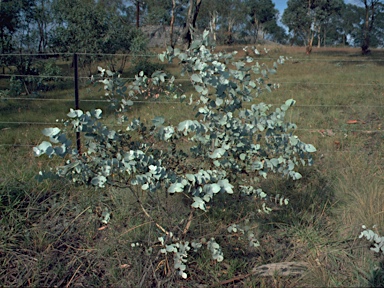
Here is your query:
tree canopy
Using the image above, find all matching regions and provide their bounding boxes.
[282,0,345,53]
[0,0,383,58]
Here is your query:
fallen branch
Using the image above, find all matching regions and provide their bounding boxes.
[252,261,308,277]
[214,261,309,286]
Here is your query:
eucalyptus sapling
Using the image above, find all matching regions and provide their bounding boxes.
[34,31,316,279]
[360,225,384,255]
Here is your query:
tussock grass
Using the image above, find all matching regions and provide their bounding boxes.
[1,46,383,287]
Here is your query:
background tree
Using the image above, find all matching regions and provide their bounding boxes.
[129,0,146,27]
[313,0,344,48]
[168,0,190,47]
[14,0,53,53]
[0,0,48,94]
[50,0,108,54]
[170,0,177,47]
[265,21,288,44]
[97,0,126,13]
[141,0,172,25]
[245,0,279,43]
[209,0,246,44]
[141,0,189,47]
[181,0,203,48]
[196,0,220,41]
[334,3,363,46]
[0,1,53,94]
[360,0,383,54]
[282,0,309,47]
[33,0,52,53]
[0,0,21,74]
[50,0,146,73]
[282,0,344,54]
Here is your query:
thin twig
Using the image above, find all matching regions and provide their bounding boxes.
[128,185,169,235]
[139,202,168,235]
[182,208,195,236]
[120,221,153,236]
[66,264,83,288]
[139,250,163,287]
[213,273,251,286]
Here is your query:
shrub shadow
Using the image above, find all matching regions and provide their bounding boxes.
[258,166,336,231]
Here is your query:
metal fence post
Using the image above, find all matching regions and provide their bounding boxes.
[73,53,81,154]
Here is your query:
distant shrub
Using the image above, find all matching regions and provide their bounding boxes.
[7,76,24,97]
[6,58,63,96]
[129,59,165,77]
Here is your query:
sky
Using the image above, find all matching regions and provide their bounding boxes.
[271,0,360,31]
[272,0,288,16]
[272,0,359,17]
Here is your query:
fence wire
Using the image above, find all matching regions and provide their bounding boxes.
[1,97,384,108]
[1,119,382,134]
[0,142,380,156]
[2,51,384,62]
[1,52,383,150]
[2,72,384,86]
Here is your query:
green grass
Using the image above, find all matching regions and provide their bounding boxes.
[1,45,384,287]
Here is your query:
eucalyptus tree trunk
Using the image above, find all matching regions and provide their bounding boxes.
[226,18,235,44]
[170,0,176,47]
[253,16,260,44]
[317,26,321,48]
[306,33,314,54]
[361,0,377,55]
[136,0,140,28]
[181,0,203,49]
[209,10,217,42]
[0,26,4,74]
[323,27,327,47]
[306,0,314,54]
[37,0,48,53]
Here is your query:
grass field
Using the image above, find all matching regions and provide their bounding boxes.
[1,45,383,287]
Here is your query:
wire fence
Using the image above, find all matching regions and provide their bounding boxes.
[0,120,381,134]
[1,52,383,153]
[2,74,384,86]
[2,51,384,61]
[0,143,376,155]
[1,96,384,107]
